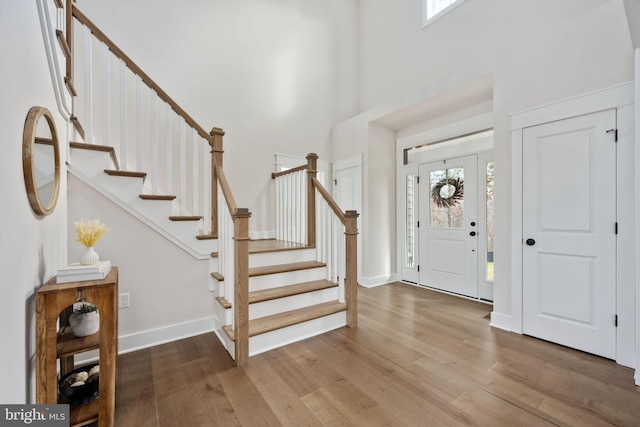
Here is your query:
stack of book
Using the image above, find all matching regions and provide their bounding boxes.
[57,261,112,284]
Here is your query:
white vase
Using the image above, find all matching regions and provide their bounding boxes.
[69,310,100,337]
[79,246,99,265]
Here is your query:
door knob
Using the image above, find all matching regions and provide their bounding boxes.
[526,238,536,246]
[469,231,477,237]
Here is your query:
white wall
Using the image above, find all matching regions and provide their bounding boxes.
[334,0,635,312]
[0,0,70,403]
[76,0,358,236]
[67,176,215,354]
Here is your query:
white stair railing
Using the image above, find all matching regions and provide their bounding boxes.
[272,153,359,325]
[273,166,307,244]
[70,6,214,235]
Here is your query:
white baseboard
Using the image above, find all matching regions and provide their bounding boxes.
[117,316,215,355]
[489,311,512,332]
[73,316,215,364]
[360,273,398,288]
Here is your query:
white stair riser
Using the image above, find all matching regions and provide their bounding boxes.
[249,248,316,268]
[248,311,346,357]
[249,287,339,320]
[70,150,114,177]
[213,318,235,358]
[249,267,327,291]
[213,298,233,326]
[91,174,145,202]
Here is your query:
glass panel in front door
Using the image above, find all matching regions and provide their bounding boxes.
[485,161,494,282]
[429,167,464,228]
[405,174,416,268]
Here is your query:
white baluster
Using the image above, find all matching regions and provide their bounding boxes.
[165,105,172,194]
[275,177,281,241]
[192,130,199,216]
[179,120,186,215]
[101,43,110,147]
[119,60,127,170]
[202,138,211,235]
[83,25,92,143]
[135,76,143,171]
[151,93,158,194]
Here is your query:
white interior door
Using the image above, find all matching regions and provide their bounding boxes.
[522,109,617,359]
[419,155,478,297]
[333,156,363,283]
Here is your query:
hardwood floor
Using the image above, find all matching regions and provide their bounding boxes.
[113,282,640,426]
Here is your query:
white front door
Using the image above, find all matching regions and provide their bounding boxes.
[522,109,617,359]
[419,155,478,297]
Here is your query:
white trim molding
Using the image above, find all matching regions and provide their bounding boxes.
[361,273,398,288]
[489,312,512,332]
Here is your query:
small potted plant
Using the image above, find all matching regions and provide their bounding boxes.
[69,302,100,337]
[75,218,111,265]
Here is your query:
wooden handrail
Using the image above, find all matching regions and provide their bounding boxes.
[312,177,346,224]
[72,6,213,143]
[271,164,307,179]
[214,165,238,216]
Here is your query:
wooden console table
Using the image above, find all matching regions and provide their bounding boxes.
[36,267,118,427]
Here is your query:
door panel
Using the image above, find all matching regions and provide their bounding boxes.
[419,155,478,297]
[522,109,616,359]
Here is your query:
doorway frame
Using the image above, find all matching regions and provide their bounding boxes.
[508,81,635,368]
[396,112,494,298]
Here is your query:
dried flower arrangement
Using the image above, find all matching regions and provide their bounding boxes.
[74,218,111,247]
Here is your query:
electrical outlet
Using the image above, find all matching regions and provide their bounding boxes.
[118,293,130,309]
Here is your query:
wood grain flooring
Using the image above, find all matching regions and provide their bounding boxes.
[113,282,640,426]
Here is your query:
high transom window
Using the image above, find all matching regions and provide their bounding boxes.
[424,0,466,26]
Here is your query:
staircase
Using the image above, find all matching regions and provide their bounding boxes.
[213,241,347,357]
[48,0,358,366]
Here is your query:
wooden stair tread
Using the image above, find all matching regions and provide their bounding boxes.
[215,296,231,309]
[249,280,338,304]
[211,272,224,281]
[223,301,346,340]
[138,194,176,201]
[70,141,114,152]
[70,140,119,170]
[196,234,217,240]
[105,169,147,179]
[249,261,326,277]
[169,216,202,221]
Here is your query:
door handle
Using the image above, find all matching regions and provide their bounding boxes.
[469,231,477,237]
[526,238,536,246]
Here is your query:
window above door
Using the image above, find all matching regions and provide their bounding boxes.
[423,0,468,28]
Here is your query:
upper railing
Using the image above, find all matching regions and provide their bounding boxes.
[68,3,220,236]
[65,1,252,363]
[272,154,359,327]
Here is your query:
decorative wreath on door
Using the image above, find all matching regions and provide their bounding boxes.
[431,177,464,208]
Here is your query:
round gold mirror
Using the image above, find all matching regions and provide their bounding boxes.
[23,106,61,216]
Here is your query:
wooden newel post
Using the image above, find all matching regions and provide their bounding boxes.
[233,208,251,366]
[306,153,318,246]
[210,127,225,237]
[344,210,359,327]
